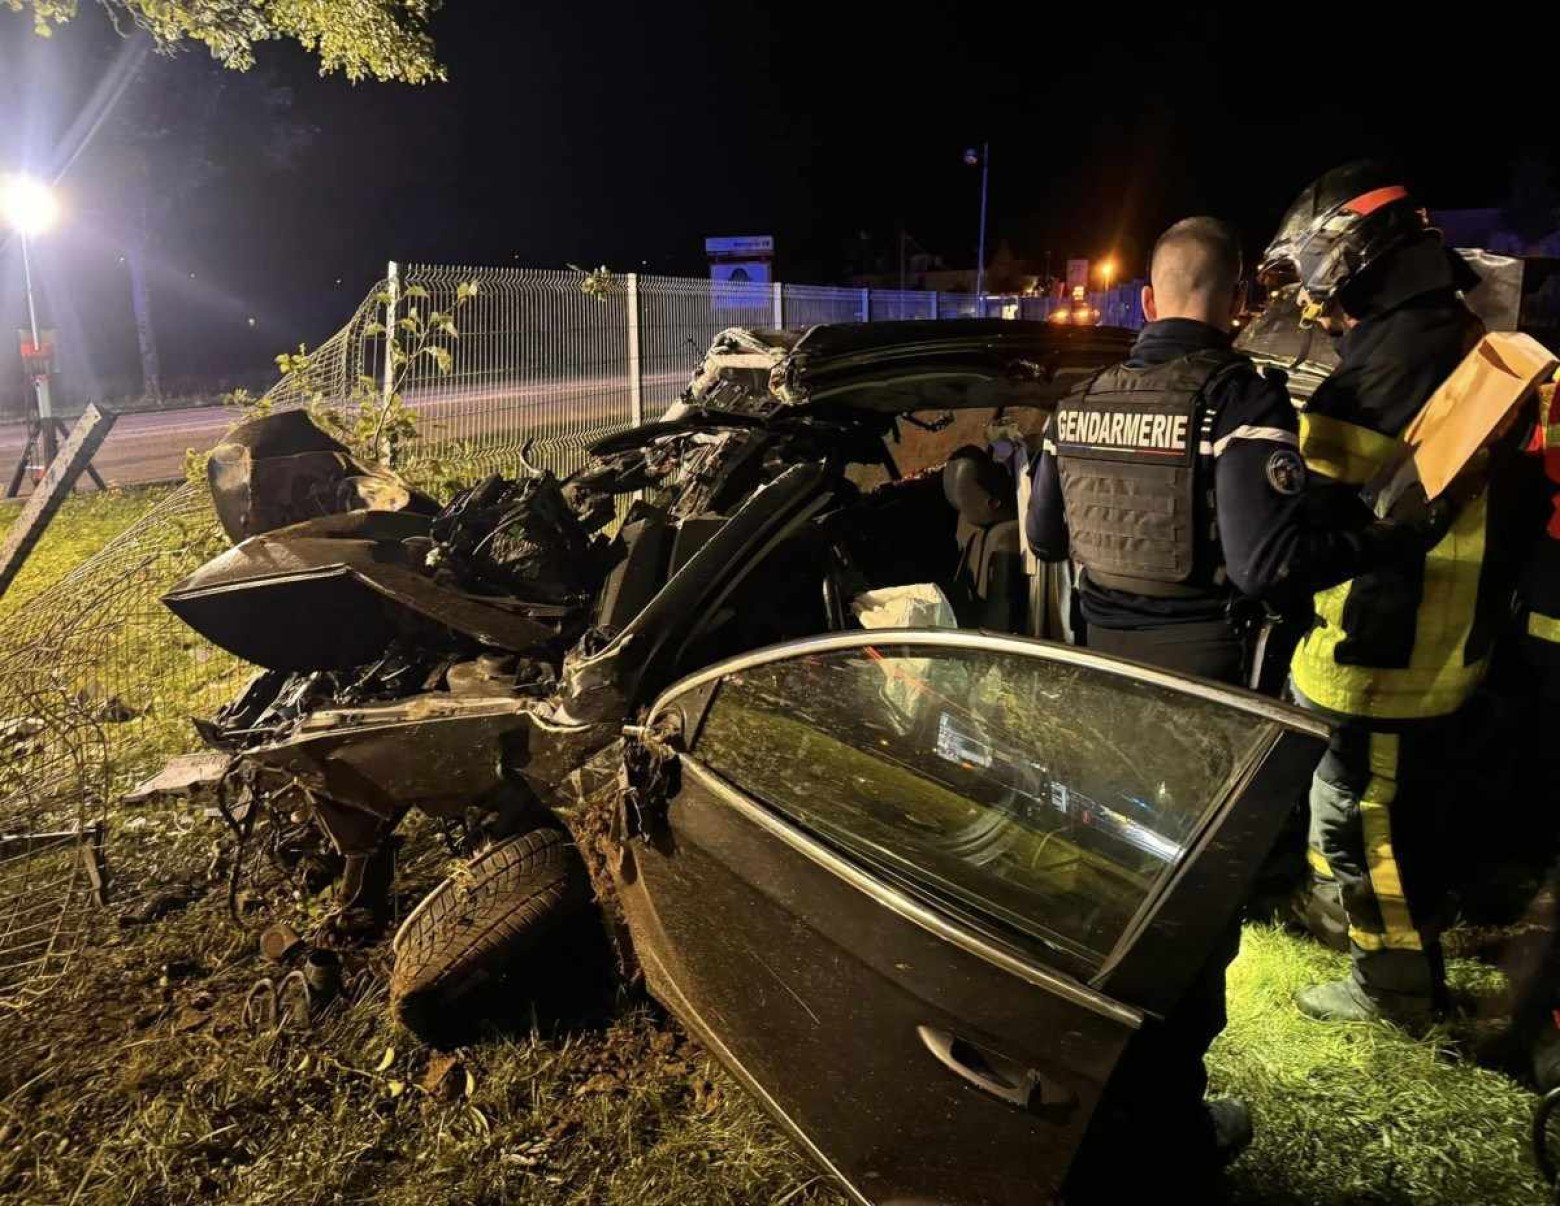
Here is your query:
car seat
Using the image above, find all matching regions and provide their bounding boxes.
[941,446,1027,633]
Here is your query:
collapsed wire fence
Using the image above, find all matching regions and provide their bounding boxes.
[0,265,1145,1006]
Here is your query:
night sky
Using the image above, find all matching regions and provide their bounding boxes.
[0,2,1555,405]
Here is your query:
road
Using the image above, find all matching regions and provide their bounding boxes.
[0,370,690,495]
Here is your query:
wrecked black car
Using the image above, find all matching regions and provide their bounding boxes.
[157,320,1332,1204]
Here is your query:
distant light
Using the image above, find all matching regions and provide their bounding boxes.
[0,173,59,237]
[335,277,343,285]
[246,317,257,328]
[188,272,196,279]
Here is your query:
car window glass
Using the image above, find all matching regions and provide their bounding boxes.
[690,643,1274,973]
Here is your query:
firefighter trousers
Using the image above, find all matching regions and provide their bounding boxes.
[1307,717,1457,1007]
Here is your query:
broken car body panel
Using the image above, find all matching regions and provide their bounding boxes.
[164,510,569,670]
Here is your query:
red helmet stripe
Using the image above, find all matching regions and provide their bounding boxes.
[1342,185,1409,216]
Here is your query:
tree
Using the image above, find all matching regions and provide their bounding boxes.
[9,0,445,83]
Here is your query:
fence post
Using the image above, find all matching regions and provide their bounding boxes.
[931,291,939,321]
[861,287,871,323]
[378,260,400,464]
[772,281,784,329]
[626,272,644,427]
[381,260,399,409]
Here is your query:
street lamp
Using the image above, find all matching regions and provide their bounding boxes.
[964,144,990,311]
[1,173,60,460]
[1098,256,1118,324]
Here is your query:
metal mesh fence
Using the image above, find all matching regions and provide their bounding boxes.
[637,275,772,419]
[0,287,385,1008]
[394,266,634,479]
[0,263,1148,1007]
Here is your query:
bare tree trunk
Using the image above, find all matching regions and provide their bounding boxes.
[124,242,161,401]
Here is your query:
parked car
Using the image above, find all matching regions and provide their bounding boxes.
[157,319,1329,1203]
[1047,285,1101,327]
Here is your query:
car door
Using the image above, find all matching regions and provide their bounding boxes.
[611,630,1326,1205]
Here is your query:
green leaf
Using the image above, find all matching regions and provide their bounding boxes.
[363,321,386,338]
[456,281,479,301]
[439,319,459,338]
[421,346,454,373]
[404,284,430,300]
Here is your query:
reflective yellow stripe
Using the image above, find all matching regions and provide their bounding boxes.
[1358,733,1423,951]
[1298,412,1405,484]
[1530,611,1560,644]
[1349,926,1386,951]
[1292,491,1490,720]
[1540,383,1558,449]
[1307,847,1335,880]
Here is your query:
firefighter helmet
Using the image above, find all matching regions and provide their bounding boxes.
[1259,162,1430,321]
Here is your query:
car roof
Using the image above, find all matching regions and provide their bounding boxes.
[685,320,1135,416]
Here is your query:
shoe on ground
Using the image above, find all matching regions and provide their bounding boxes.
[1533,1022,1560,1093]
[1295,977,1432,1027]
[1207,1096,1253,1166]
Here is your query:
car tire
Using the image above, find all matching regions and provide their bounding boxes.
[390,826,592,1044]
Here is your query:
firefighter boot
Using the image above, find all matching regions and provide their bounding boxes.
[1295,977,1432,1027]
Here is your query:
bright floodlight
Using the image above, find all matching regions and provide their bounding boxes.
[1,174,59,237]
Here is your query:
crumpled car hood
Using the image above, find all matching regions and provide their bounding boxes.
[163,511,569,671]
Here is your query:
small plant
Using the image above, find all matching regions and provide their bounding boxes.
[312,279,478,468]
[572,265,615,301]
[181,282,477,484]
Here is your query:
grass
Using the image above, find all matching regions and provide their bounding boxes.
[1212,927,1547,1205]
[0,484,177,622]
[0,486,1553,1204]
[3,869,1547,1205]
[0,811,839,1206]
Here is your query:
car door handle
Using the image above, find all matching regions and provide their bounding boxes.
[916,1025,1060,1111]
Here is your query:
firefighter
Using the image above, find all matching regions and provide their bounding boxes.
[1032,215,1450,1193]
[1258,161,1541,1025]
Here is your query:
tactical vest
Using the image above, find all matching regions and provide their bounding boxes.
[1291,410,1492,721]
[1052,349,1244,598]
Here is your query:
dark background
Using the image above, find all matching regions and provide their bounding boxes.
[0,2,1554,409]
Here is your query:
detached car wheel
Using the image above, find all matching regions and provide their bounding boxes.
[390,827,592,1044]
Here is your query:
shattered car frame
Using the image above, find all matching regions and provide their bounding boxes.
[157,319,1333,1203]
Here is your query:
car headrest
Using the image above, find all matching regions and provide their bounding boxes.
[942,446,1017,527]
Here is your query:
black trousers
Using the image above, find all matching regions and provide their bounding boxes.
[1064,618,1244,1198]
[1087,617,1246,683]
